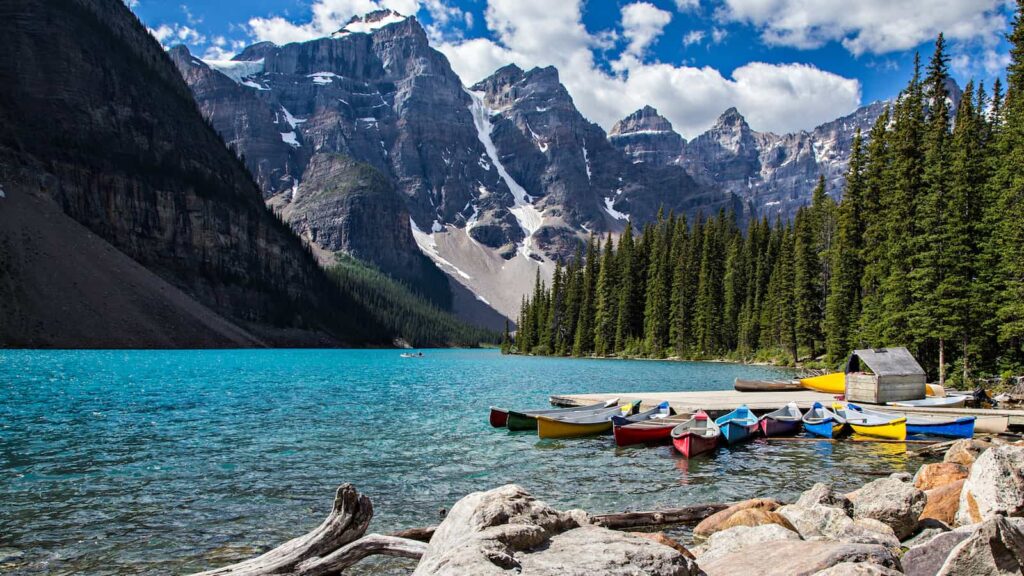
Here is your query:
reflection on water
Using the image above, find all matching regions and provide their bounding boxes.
[0,349,923,575]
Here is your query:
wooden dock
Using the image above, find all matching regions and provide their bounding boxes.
[549,390,1022,434]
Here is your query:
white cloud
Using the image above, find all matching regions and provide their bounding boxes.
[620,2,673,60]
[711,27,728,44]
[438,0,860,137]
[248,0,422,45]
[148,23,206,46]
[719,0,1009,56]
[675,0,700,11]
[683,30,705,46]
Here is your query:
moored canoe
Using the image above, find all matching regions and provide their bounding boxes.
[489,407,509,428]
[613,413,693,447]
[836,403,906,440]
[759,402,803,437]
[536,401,640,439]
[671,410,721,458]
[715,405,759,445]
[887,396,967,408]
[853,405,975,439]
[802,402,847,438]
[800,372,846,394]
[501,399,619,430]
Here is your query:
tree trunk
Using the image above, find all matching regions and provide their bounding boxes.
[295,534,427,576]
[938,337,945,387]
[963,334,969,385]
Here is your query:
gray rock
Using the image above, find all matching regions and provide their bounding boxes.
[696,523,801,563]
[902,520,951,549]
[778,503,855,541]
[797,483,855,515]
[955,445,1024,526]
[848,476,926,539]
[412,484,698,575]
[935,516,1024,576]
[609,106,685,167]
[812,561,904,575]
[902,526,975,576]
[698,540,901,576]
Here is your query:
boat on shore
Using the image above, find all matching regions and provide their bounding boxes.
[802,402,847,438]
[734,378,804,392]
[714,405,759,445]
[800,372,846,394]
[836,403,906,440]
[759,402,803,437]
[887,396,967,408]
[851,405,976,439]
[491,399,619,429]
[536,401,640,439]
[671,411,721,458]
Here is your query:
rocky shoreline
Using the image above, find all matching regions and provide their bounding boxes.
[195,436,1023,575]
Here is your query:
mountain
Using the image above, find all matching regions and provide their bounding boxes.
[611,78,964,219]
[171,13,739,319]
[0,0,400,347]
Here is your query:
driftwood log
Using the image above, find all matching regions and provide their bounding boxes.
[191,484,425,576]
[191,485,730,575]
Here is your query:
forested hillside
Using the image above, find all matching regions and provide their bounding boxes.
[509,25,1024,386]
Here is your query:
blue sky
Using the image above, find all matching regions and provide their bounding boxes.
[135,0,1014,138]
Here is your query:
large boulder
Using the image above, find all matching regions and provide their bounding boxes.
[811,562,904,575]
[915,463,969,491]
[943,439,991,468]
[921,480,965,526]
[934,516,1024,575]
[902,528,974,576]
[694,498,784,538]
[698,540,900,576]
[412,485,698,576]
[955,445,1024,526]
[695,523,801,563]
[848,476,926,539]
[776,504,898,547]
[629,532,695,558]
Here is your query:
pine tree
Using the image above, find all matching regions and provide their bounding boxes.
[573,236,599,356]
[695,214,725,356]
[793,204,823,357]
[593,234,618,356]
[614,221,636,351]
[826,129,866,363]
[643,215,672,354]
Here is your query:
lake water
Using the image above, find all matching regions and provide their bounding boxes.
[0,349,920,574]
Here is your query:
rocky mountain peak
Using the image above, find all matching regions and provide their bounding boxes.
[715,107,749,129]
[609,105,676,137]
[334,9,410,36]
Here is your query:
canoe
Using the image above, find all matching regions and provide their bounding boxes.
[500,398,619,430]
[835,403,906,440]
[734,378,804,392]
[671,410,721,458]
[887,396,967,408]
[609,401,673,427]
[759,402,803,437]
[851,405,976,439]
[800,372,846,394]
[536,401,640,439]
[802,402,847,438]
[714,405,759,445]
[613,413,694,447]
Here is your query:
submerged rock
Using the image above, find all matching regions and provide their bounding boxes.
[412,484,698,575]
[955,445,1024,526]
[848,476,926,539]
[698,540,900,576]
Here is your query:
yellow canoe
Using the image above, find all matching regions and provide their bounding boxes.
[833,403,907,440]
[536,417,614,439]
[800,372,846,394]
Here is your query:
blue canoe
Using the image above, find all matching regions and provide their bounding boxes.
[610,401,673,427]
[848,404,976,439]
[802,402,848,438]
[714,405,759,445]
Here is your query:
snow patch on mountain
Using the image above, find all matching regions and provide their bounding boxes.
[333,10,407,37]
[466,89,543,256]
[603,197,628,221]
[203,58,264,84]
[410,217,472,280]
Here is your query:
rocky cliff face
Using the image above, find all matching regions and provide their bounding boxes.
[608,106,685,167]
[172,14,739,318]
[0,0,386,346]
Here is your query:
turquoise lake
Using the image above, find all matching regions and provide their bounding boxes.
[0,349,921,574]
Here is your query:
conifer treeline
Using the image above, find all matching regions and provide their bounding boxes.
[507,17,1024,384]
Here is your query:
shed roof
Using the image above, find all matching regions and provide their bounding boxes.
[846,347,925,377]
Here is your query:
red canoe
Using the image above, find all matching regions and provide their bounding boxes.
[671,411,721,458]
[489,407,509,428]
[612,414,693,447]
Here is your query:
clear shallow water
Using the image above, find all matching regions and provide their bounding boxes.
[0,349,918,574]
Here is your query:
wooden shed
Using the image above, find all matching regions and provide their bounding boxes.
[844,347,927,404]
